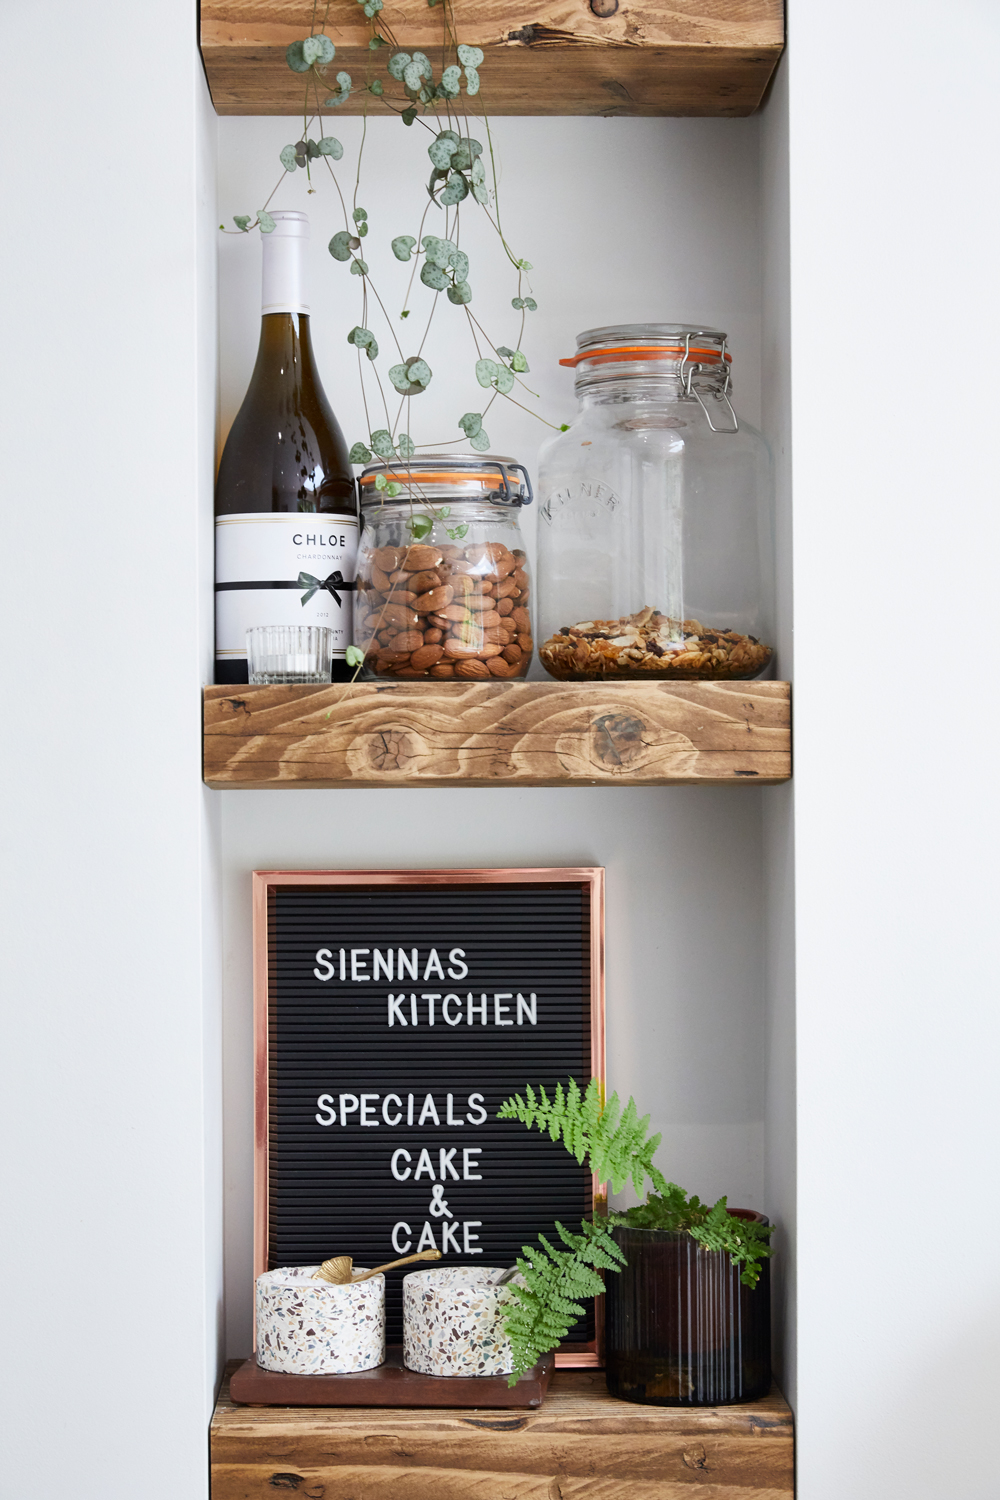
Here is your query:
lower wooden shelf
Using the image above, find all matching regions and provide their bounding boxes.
[203,679,790,789]
[211,1363,794,1499]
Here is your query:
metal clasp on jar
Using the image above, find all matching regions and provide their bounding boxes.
[681,332,740,434]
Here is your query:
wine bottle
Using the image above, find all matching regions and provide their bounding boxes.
[215,209,357,684]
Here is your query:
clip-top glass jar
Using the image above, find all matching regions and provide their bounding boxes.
[536,325,774,680]
[354,455,534,680]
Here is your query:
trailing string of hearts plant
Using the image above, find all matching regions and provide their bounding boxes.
[221,0,568,596]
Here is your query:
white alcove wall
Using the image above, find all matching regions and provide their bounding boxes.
[215,110,796,1375]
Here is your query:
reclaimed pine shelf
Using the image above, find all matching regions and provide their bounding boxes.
[200,0,784,118]
[203,679,790,788]
[211,1363,794,1499]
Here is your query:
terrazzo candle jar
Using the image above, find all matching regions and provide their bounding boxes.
[403,1266,522,1377]
[256,1266,385,1375]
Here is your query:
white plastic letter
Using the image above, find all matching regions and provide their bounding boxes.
[339,1093,360,1126]
[391,1149,412,1181]
[417,1093,441,1127]
[442,993,462,1026]
[463,1221,483,1255]
[462,1147,483,1180]
[313,948,335,981]
[517,992,538,1025]
[373,948,394,982]
[392,1221,412,1253]
[416,1221,438,1252]
[466,1093,487,1126]
[351,949,371,981]
[387,994,408,1026]
[382,1093,403,1126]
[315,1093,337,1126]
[398,947,419,981]
[467,993,487,1026]
[439,1147,460,1180]
[360,1093,379,1126]
[414,1148,436,1180]
[423,948,445,981]
[494,993,513,1026]
[446,948,469,980]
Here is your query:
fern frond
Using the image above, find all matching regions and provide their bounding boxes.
[498,1077,664,1195]
[501,1217,626,1383]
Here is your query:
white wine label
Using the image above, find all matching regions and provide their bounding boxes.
[215,512,359,660]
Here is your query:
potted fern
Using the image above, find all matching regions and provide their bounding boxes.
[497,1080,774,1405]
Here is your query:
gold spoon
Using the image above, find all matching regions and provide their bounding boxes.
[314,1249,442,1285]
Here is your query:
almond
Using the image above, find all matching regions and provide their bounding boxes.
[410,644,444,670]
[467,594,494,612]
[372,546,404,573]
[441,603,471,623]
[377,649,411,665]
[380,602,419,630]
[455,658,491,680]
[389,570,412,585]
[422,628,443,645]
[495,577,518,600]
[512,568,529,592]
[487,656,514,676]
[516,634,533,653]
[450,574,477,597]
[402,544,444,571]
[497,598,514,617]
[444,638,502,659]
[414,585,454,615]
[393,630,425,653]
[429,662,455,678]
[407,569,443,593]
[512,607,531,633]
[371,563,393,592]
[501,644,523,665]
[465,541,514,574]
[478,610,502,629]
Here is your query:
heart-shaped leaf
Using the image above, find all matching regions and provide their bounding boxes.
[447,281,472,304]
[457,44,484,67]
[391,235,416,261]
[349,442,373,463]
[396,433,416,457]
[494,365,515,393]
[471,158,487,187]
[411,50,433,78]
[370,430,395,458]
[476,358,499,387]
[345,645,365,668]
[311,33,336,64]
[368,79,384,95]
[388,364,410,391]
[464,65,480,95]
[407,358,432,387]
[280,144,298,171]
[472,181,489,205]
[285,39,311,72]
[470,428,491,451]
[524,297,538,311]
[233,215,251,231]
[349,258,368,275]
[441,64,461,91]
[422,235,455,269]
[408,514,433,540]
[258,211,276,233]
[511,350,529,372]
[449,249,469,280]
[496,346,515,359]
[428,137,457,169]
[387,51,411,80]
[420,262,448,291]
[401,106,418,125]
[324,71,352,105]
[317,136,343,158]
[458,412,482,437]
[440,172,469,205]
[328,231,353,261]
[403,60,425,90]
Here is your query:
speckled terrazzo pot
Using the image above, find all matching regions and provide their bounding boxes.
[403,1266,522,1377]
[256,1266,385,1375]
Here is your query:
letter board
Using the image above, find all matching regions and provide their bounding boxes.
[253,867,605,1362]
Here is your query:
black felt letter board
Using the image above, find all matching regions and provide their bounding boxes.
[256,870,603,1349]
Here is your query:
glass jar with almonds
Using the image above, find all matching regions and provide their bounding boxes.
[536,324,775,680]
[354,455,533,680]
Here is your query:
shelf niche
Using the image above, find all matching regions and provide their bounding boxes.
[200,0,784,118]
[203,679,791,789]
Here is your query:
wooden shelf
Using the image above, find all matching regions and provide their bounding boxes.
[200,1,784,118]
[211,1363,793,1498]
[203,679,790,789]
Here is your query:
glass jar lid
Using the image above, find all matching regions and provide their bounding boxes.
[560,323,731,378]
[358,453,533,507]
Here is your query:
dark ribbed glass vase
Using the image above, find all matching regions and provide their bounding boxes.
[605,1212,771,1406]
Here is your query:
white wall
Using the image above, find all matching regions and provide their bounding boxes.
[789,2,1000,1496]
[0,6,222,1498]
[215,114,779,1356]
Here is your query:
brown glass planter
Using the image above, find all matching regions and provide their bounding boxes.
[605,1211,771,1406]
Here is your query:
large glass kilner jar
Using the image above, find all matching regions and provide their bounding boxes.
[536,326,774,680]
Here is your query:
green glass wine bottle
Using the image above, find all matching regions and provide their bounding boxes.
[215,209,357,683]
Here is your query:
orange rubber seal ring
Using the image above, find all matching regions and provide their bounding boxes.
[559,344,732,369]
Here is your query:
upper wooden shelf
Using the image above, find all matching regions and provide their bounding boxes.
[211,1363,793,1497]
[200,0,784,117]
[203,678,790,789]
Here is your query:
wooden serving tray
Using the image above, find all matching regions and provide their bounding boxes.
[228,1345,555,1408]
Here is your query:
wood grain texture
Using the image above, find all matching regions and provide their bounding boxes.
[203,679,791,788]
[200,0,784,117]
[211,1365,794,1498]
